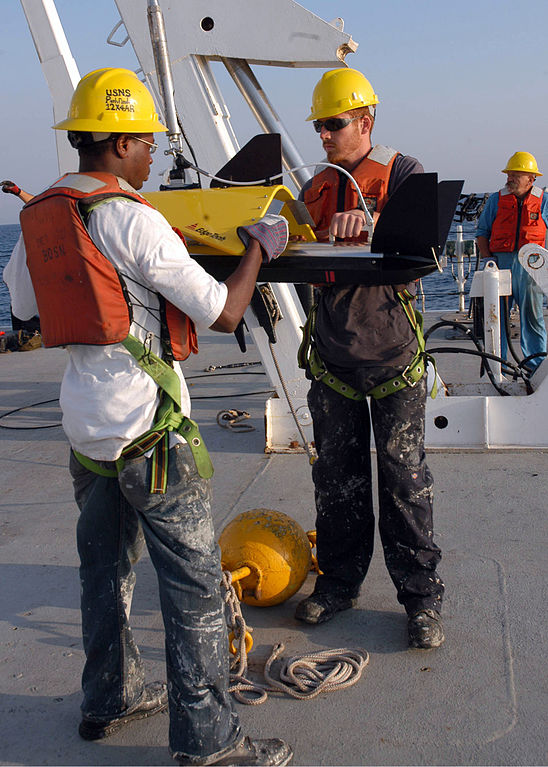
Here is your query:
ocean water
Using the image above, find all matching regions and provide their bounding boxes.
[0,224,21,329]
[0,220,478,330]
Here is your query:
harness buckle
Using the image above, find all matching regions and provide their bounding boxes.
[312,358,328,381]
[313,366,327,382]
[401,363,419,388]
[308,347,327,381]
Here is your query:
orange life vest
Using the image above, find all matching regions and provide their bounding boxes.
[19,172,198,361]
[303,145,399,241]
[489,185,547,252]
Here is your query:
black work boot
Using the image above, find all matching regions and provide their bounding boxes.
[179,736,293,766]
[408,609,445,649]
[79,681,168,740]
[294,589,357,625]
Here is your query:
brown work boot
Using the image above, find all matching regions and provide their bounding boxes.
[294,589,356,624]
[408,609,445,649]
[178,737,293,766]
[79,681,168,740]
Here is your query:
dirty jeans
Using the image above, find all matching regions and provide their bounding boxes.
[69,443,241,762]
[308,377,444,616]
[495,251,547,371]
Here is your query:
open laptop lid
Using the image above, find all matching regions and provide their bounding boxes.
[371,173,463,259]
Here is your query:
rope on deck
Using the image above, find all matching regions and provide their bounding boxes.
[222,571,369,705]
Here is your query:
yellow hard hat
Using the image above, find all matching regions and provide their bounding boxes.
[502,151,542,177]
[53,68,168,134]
[306,68,379,121]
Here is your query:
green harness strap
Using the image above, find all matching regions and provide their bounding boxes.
[73,334,213,493]
[121,334,184,408]
[298,290,437,401]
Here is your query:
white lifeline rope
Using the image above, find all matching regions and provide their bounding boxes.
[222,571,370,705]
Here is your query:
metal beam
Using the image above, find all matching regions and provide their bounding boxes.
[20,0,80,175]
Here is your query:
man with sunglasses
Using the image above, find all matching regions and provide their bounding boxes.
[5,68,292,766]
[295,68,445,650]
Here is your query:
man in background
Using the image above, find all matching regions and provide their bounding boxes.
[476,151,548,372]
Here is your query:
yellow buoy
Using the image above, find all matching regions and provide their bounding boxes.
[219,509,312,607]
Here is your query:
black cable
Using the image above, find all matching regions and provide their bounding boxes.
[0,398,61,429]
[0,380,276,428]
[186,371,265,380]
[205,361,261,371]
[176,114,201,187]
[424,319,530,394]
[191,390,275,400]
[516,351,547,370]
[426,347,513,395]
[423,319,479,344]
[115,273,168,349]
[426,346,537,395]
[502,296,524,367]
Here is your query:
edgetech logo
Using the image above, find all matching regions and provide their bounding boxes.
[186,223,226,242]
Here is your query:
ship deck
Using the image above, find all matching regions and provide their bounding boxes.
[0,313,546,766]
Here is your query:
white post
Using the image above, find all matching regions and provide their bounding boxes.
[439,244,448,270]
[483,260,503,383]
[455,224,466,312]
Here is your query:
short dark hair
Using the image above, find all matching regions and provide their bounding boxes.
[67,131,117,156]
[349,106,375,135]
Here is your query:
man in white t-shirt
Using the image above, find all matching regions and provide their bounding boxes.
[4,68,292,767]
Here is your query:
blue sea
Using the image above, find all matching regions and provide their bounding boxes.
[0,220,478,330]
[0,224,21,329]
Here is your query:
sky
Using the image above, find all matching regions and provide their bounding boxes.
[2,0,548,225]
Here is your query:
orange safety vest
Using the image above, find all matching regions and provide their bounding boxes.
[303,145,399,241]
[489,185,547,252]
[19,172,198,360]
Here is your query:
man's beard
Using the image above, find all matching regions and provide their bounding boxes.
[324,147,343,164]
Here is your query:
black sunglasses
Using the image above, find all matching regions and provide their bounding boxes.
[312,116,360,133]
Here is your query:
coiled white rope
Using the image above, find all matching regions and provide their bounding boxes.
[222,571,369,705]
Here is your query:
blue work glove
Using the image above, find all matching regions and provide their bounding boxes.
[237,214,289,263]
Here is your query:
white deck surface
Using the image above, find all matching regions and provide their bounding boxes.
[0,318,546,766]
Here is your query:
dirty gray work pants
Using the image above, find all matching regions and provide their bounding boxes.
[70,443,241,762]
[308,376,444,616]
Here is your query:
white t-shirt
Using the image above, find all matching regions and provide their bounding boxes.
[4,196,228,460]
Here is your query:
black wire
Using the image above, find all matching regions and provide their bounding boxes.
[191,390,275,400]
[424,319,530,394]
[423,319,478,343]
[426,347,511,395]
[517,351,547,369]
[502,296,524,367]
[0,398,62,429]
[117,273,166,346]
[0,379,275,428]
[186,371,265,380]
[426,346,534,395]
[176,114,201,187]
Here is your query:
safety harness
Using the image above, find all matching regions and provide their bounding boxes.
[298,288,436,400]
[73,334,213,493]
[56,193,213,494]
